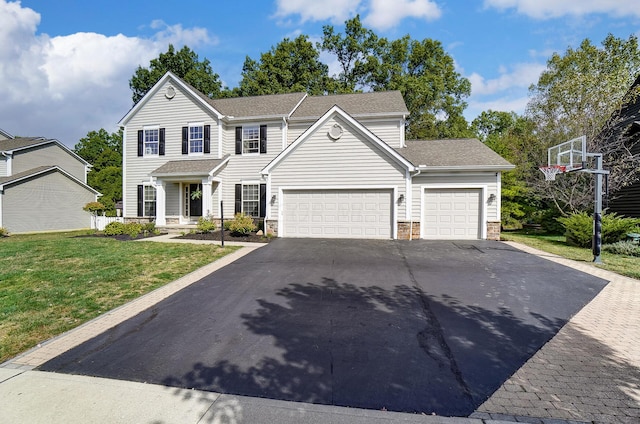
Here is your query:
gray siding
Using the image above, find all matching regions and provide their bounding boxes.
[12,144,86,182]
[269,116,407,219]
[411,173,499,221]
[287,118,403,148]
[124,79,221,217]
[2,170,95,233]
[0,156,6,177]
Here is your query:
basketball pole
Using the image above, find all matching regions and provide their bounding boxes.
[589,154,604,263]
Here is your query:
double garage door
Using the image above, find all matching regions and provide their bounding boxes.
[282,189,392,239]
[423,188,482,240]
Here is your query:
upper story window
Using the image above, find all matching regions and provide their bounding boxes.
[189,125,203,154]
[144,127,159,155]
[235,125,267,155]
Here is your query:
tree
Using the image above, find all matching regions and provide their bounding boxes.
[319,15,381,92]
[129,44,222,104]
[527,34,640,214]
[238,35,332,96]
[74,129,122,214]
[370,36,472,139]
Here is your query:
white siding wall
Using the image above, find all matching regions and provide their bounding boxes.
[2,171,95,233]
[12,144,86,182]
[287,122,308,145]
[288,118,403,148]
[411,173,499,222]
[124,80,220,217]
[0,156,6,177]
[269,116,407,219]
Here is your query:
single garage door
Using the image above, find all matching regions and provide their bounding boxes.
[423,188,482,239]
[282,189,392,239]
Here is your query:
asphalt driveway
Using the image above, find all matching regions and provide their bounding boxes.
[39,239,607,416]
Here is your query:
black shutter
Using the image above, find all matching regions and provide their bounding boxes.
[137,130,143,156]
[259,124,267,154]
[204,125,211,154]
[137,185,144,217]
[235,184,242,214]
[259,184,267,218]
[235,127,242,155]
[159,128,165,156]
[182,126,188,155]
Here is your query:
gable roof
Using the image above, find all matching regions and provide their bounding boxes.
[0,165,99,194]
[397,139,514,171]
[290,91,409,120]
[211,92,307,120]
[150,155,230,177]
[262,105,414,175]
[0,128,13,140]
[0,137,90,166]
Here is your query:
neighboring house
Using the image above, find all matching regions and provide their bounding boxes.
[119,72,514,240]
[602,75,640,218]
[0,130,99,233]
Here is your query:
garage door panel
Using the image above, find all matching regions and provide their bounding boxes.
[283,189,392,239]
[424,189,481,240]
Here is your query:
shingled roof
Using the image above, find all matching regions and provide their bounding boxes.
[397,139,514,169]
[0,137,48,152]
[290,91,409,119]
[210,92,306,119]
[150,156,230,177]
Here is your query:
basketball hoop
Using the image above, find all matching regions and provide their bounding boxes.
[539,165,566,181]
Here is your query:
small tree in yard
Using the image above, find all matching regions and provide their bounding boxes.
[83,201,105,229]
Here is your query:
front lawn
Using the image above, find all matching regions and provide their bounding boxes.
[501,232,640,280]
[0,231,240,363]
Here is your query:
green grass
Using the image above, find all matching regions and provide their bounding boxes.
[501,231,640,280]
[0,231,240,363]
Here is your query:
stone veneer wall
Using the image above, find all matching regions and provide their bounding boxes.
[265,219,278,236]
[397,221,421,240]
[487,221,501,241]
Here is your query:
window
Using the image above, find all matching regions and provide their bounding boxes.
[243,126,259,154]
[144,128,159,155]
[242,184,259,217]
[144,186,156,217]
[189,125,203,154]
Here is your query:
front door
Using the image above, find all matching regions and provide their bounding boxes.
[188,184,203,218]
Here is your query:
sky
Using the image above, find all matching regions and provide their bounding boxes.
[2,0,640,147]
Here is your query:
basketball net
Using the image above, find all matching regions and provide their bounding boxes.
[539,165,566,181]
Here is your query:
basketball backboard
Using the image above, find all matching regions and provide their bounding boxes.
[547,135,586,172]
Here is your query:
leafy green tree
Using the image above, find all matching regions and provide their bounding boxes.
[129,44,222,104]
[74,129,122,214]
[238,35,332,96]
[370,36,472,139]
[527,34,640,214]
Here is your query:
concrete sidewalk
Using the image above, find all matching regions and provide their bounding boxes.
[1,240,638,424]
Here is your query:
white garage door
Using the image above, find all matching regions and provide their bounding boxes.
[423,188,482,239]
[282,189,392,239]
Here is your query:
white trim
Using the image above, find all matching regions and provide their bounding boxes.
[496,172,502,223]
[277,185,398,239]
[118,72,223,125]
[405,169,411,220]
[420,184,488,240]
[0,166,100,194]
[6,153,12,176]
[154,180,166,225]
[142,125,160,157]
[240,124,261,155]
[287,93,308,118]
[417,165,516,172]
[217,118,223,158]
[187,122,205,156]
[0,190,3,227]
[208,155,230,176]
[262,105,414,176]
[265,174,272,220]
[122,128,127,217]
[281,118,287,151]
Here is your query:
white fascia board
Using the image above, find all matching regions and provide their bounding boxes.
[0,166,100,194]
[222,115,288,124]
[118,71,223,126]
[208,155,230,176]
[288,93,309,118]
[262,105,415,175]
[416,165,516,172]
[7,139,90,166]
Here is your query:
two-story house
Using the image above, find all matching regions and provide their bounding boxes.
[119,72,513,240]
[0,129,99,233]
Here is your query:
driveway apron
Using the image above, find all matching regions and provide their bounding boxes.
[38,239,607,416]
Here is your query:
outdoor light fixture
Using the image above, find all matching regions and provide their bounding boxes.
[398,194,405,204]
[488,194,496,203]
[271,194,277,205]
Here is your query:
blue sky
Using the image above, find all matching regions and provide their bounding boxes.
[2,0,640,146]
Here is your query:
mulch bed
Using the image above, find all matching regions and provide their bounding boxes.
[177,229,273,243]
[77,232,168,241]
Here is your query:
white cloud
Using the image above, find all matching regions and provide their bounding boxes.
[273,0,362,23]
[466,95,530,120]
[0,1,215,146]
[484,0,640,19]
[364,0,441,30]
[468,62,546,96]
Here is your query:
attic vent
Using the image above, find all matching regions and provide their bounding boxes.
[165,86,176,99]
[328,124,343,140]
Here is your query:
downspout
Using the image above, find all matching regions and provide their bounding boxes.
[408,168,421,240]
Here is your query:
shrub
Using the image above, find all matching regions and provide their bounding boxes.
[125,223,143,238]
[223,220,232,231]
[558,212,640,248]
[83,201,105,215]
[228,213,256,235]
[603,241,640,257]
[103,221,125,236]
[0,227,9,237]
[142,222,156,234]
[197,217,216,233]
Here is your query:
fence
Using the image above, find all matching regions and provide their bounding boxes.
[91,215,124,231]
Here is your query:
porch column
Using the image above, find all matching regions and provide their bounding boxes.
[155,180,166,225]
[202,179,213,218]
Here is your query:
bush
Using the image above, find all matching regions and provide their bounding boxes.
[83,201,105,215]
[558,212,640,248]
[228,213,256,235]
[125,223,143,238]
[197,217,216,233]
[223,220,232,231]
[142,222,156,234]
[603,241,640,257]
[0,227,9,237]
[103,221,125,236]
